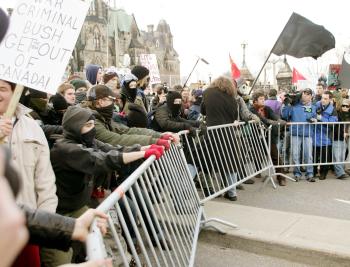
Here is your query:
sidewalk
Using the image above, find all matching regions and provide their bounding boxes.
[201,202,350,266]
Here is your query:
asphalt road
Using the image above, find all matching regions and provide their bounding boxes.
[212,171,350,221]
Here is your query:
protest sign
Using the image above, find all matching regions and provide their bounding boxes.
[139,54,161,85]
[0,0,90,94]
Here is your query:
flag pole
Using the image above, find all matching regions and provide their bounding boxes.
[248,13,295,95]
[183,58,200,88]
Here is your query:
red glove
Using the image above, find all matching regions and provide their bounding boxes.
[150,144,164,156]
[144,148,161,160]
[156,139,170,150]
[161,134,173,141]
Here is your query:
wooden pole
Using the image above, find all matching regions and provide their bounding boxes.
[0,84,24,144]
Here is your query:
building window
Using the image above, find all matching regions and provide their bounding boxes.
[155,40,159,48]
[88,0,96,16]
[93,26,101,51]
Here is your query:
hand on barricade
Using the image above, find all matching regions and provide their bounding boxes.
[309,118,317,123]
[198,124,207,137]
[188,127,198,138]
[277,119,287,126]
[316,114,322,121]
[156,138,170,150]
[150,144,164,155]
[144,148,162,160]
[161,133,180,144]
[72,209,108,242]
[251,115,261,123]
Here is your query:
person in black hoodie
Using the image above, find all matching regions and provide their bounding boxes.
[49,106,163,265]
[152,90,200,133]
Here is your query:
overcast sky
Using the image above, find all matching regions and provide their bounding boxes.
[1,0,349,86]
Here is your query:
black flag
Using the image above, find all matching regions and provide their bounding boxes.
[339,55,350,89]
[272,13,335,59]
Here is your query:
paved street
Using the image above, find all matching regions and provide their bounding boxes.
[214,171,350,221]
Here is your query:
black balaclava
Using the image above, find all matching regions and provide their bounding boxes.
[81,127,96,148]
[166,91,182,117]
[124,80,137,101]
[96,103,114,121]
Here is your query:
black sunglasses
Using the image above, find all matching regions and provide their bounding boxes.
[342,105,350,108]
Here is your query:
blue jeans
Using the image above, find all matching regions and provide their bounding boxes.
[291,136,313,177]
[226,173,237,197]
[333,140,346,177]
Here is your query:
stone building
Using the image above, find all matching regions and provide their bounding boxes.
[70,0,180,86]
[276,56,293,92]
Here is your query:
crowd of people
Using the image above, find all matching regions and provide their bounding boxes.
[1,7,350,267]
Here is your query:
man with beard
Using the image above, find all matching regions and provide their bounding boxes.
[131,65,151,111]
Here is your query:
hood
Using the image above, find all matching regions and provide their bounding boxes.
[62,106,93,142]
[86,64,101,85]
[0,8,9,43]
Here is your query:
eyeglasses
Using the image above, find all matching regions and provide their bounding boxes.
[342,105,350,108]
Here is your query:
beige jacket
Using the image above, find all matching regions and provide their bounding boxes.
[6,104,58,212]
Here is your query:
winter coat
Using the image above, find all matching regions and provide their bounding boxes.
[51,106,140,213]
[23,205,75,251]
[281,101,316,137]
[7,104,57,212]
[314,101,338,147]
[333,111,350,141]
[264,97,282,116]
[94,110,159,146]
[152,103,200,132]
[188,104,201,121]
[236,95,260,122]
[201,87,238,126]
[249,105,282,144]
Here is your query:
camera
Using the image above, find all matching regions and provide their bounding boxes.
[284,92,301,106]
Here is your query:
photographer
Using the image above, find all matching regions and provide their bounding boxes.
[313,91,338,180]
[281,88,317,182]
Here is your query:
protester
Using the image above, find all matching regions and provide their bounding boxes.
[314,83,325,103]
[120,73,147,114]
[264,88,282,116]
[201,76,239,200]
[131,65,151,111]
[150,84,167,111]
[85,64,103,86]
[332,99,350,179]
[250,91,287,186]
[57,83,76,106]
[48,105,163,265]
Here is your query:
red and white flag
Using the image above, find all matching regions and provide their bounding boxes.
[229,54,241,80]
[292,67,306,84]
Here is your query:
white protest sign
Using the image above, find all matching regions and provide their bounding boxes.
[0,0,90,94]
[139,54,161,85]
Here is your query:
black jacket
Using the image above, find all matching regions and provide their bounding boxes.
[51,106,139,213]
[201,87,238,126]
[23,205,75,251]
[152,103,200,132]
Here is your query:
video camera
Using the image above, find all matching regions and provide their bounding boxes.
[284,91,301,106]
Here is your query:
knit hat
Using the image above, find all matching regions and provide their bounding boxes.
[342,99,350,106]
[131,65,149,80]
[0,8,9,43]
[70,79,88,91]
[103,72,118,84]
[50,93,68,111]
[88,85,116,101]
[127,103,147,128]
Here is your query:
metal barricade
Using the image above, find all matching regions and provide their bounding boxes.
[268,121,350,178]
[180,121,276,202]
[86,144,204,267]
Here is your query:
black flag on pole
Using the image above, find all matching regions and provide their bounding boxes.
[272,12,335,59]
[339,55,350,88]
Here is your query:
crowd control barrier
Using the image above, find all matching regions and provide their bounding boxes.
[86,144,236,267]
[179,121,277,201]
[267,121,350,179]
